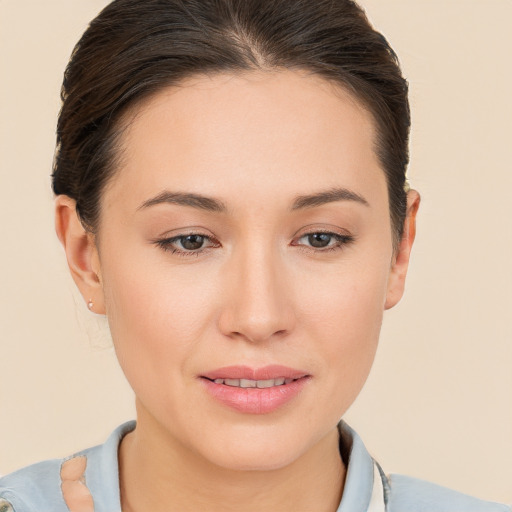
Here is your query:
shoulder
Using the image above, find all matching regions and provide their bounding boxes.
[385,472,511,512]
[338,421,510,512]
[0,421,135,512]
[0,458,68,512]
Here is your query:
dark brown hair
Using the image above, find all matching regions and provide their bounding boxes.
[52,0,410,245]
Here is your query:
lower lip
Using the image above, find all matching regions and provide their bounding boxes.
[200,377,310,414]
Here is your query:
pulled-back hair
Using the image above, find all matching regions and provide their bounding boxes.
[52,0,410,245]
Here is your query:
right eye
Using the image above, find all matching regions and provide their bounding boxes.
[154,233,220,256]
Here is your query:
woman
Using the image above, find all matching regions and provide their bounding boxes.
[0,0,509,511]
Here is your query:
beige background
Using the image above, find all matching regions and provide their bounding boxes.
[1,0,511,504]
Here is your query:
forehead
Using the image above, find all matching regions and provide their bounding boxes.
[107,70,386,212]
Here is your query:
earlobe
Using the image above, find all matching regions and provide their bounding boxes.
[384,190,420,310]
[55,196,106,315]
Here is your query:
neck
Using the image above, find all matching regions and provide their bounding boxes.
[119,404,345,512]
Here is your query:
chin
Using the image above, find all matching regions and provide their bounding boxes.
[194,422,319,472]
[208,445,303,472]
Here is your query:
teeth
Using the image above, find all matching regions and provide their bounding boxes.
[256,379,275,388]
[212,377,294,388]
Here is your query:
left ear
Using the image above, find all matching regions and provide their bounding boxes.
[385,190,420,310]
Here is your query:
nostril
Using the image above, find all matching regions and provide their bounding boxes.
[228,328,289,343]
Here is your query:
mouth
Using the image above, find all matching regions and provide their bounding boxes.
[200,364,309,382]
[202,376,302,388]
[199,365,311,414]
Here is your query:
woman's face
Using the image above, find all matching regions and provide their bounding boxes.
[90,70,408,470]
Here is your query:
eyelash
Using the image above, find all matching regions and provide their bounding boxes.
[153,233,220,257]
[153,231,354,257]
[293,231,355,254]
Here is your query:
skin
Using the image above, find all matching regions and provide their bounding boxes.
[56,70,419,512]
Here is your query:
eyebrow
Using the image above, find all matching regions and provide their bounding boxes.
[138,191,227,212]
[291,187,369,210]
[138,186,369,213]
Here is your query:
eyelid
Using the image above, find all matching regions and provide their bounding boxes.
[292,224,353,240]
[293,220,347,232]
[155,226,216,239]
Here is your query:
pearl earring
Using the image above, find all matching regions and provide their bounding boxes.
[87,299,94,311]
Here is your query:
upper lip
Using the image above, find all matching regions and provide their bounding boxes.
[201,365,309,381]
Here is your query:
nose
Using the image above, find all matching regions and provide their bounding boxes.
[217,243,296,344]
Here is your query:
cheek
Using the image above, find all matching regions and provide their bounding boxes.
[298,253,389,339]
[296,256,390,402]
[100,251,222,391]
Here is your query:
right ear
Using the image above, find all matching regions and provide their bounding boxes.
[55,196,105,315]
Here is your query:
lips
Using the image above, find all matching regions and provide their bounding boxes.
[201,364,308,381]
[199,365,311,414]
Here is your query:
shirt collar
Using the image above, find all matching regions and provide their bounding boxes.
[337,420,384,512]
[88,420,383,512]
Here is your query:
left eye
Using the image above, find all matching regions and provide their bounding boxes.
[296,232,353,250]
[303,233,333,248]
[177,234,207,250]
